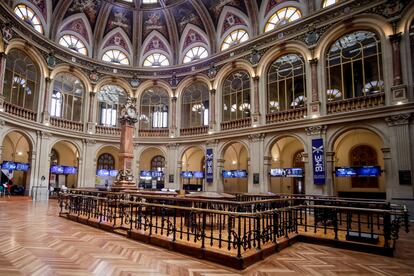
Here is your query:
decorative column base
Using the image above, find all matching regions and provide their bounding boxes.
[391,85,407,104]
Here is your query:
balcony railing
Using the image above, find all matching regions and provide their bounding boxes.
[221,117,251,131]
[95,125,121,136]
[266,107,307,123]
[139,128,169,137]
[3,102,36,121]
[327,93,385,114]
[180,126,208,136]
[50,117,84,132]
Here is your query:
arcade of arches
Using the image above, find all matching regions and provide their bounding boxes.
[0,0,414,274]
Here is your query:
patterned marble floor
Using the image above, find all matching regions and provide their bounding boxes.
[0,198,413,276]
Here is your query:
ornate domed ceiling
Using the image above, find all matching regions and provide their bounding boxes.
[6,0,316,67]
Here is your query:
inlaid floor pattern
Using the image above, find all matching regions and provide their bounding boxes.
[0,198,413,276]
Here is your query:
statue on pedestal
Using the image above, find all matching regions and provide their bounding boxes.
[113,97,138,190]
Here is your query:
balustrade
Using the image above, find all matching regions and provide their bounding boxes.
[95,125,121,136]
[180,126,208,136]
[50,117,84,132]
[138,129,169,137]
[266,107,307,123]
[327,93,385,114]
[221,117,251,131]
[3,102,36,121]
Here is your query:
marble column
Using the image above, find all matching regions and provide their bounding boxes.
[309,58,320,115]
[42,77,52,123]
[252,76,260,125]
[170,96,177,136]
[248,133,266,193]
[0,53,7,110]
[389,33,402,86]
[381,148,392,201]
[166,143,179,190]
[325,151,335,196]
[263,156,272,192]
[87,91,96,133]
[209,89,216,130]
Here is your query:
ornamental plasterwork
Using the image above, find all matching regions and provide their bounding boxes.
[305,125,327,136]
[248,133,265,142]
[385,113,411,126]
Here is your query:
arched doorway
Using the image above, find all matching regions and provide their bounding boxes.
[222,142,249,193]
[95,146,119,187]
[139,147,166,189]
[269,137,305,194]
[181,147,204,191]
[332,129,385,199]
[49,141,79,190]
[1,131,32,195]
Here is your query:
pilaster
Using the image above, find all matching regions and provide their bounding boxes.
[248,133,266,193]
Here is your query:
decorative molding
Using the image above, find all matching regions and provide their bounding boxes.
[385,113,411,126]
[248,133,265,142]
[166,143,179,149]
[305,125,327,136]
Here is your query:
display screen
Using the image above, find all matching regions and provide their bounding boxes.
[270,168,303,177]
[335,167,357,177]
[50,165,64,174]
[16,163,30,171]
[357,166,381,177]
[140,170,164,178]
[2,161,17,170]
[109,170,118,177]
[335,166,381,177]
[222,170,248,178]
[63,166,77,175]
[96,169,109,177]
[181,171,193,179]
[193,171,204,179]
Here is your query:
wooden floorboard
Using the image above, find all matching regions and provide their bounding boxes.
[0,198,413,275]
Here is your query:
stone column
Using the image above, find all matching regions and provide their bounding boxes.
[42,77,52,123]
[325,151,335,196]
[209,89,216,131]
[166,143,179,190]
[309,58,320,115]
[177,160,183,190]
[248,133,266,193]
[170,96,177,136]
[263,156,272,192]
[82,139,96,188]
[385,114,412,198]
[0,53,7,110]
[381,148,392,201]
[87,91,96,133]
[389,33,407,103]
[252,76,260,125]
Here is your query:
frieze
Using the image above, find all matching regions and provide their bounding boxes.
[305,125,327,136]
[385,113,411,126]
[248,133,265,142]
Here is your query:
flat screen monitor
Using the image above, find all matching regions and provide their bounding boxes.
[193,171,204,179]
[357,166,381,177]
[181,171,193,179]
[97,169,109,177]
[2,161,16,170]
[152,171,164,178]
[270,168,284,177]
[109,170,118,177]
[64,166,77,175]
[335,167,357,177]
[233,170,248,178]
[16,163,30,171]
[50,165,64,174]
[140,170,152,178]
[285,168,303,177]
[222,170,233,178]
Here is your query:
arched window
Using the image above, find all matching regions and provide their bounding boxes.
[322,0,338,8]
[4,49,39,111]
[222,71,251,121]
[58,35,88,55]
[350,145,379,188]
[140,87,169,129]
[143,53,170,67]
[183,46,208,63]
[97,85,127,126]
[102,49,129,65]
[326,31,383,101]
[221,29,249,51]
[97,153,115,170]
[182,81,209,128]
[267,54,306,113]
[14,4,43,34]
[264,7,301,32]
[151,155,165,172]
[51,73,84,121]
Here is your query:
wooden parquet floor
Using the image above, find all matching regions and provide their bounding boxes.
[0,199,413,276]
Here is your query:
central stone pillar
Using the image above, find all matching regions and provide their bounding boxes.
[113,97,138,189]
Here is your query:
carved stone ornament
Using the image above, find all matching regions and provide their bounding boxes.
[169,71,178,87]
[166,143,179,150]
[130,75,140,88]
[385,113,411,126]
[47,51,56,68]
[208,64,218,79]
[249,48,262,65]
[116,169,133,182]
[119,97,138,125]
[305,125,327,136]
[89,68,99,82]
[248,133,265,142]
[304,23,319,46]
[1,22,13,41]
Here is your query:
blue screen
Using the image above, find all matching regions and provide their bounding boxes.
[193,171,204,179]
[285,168,303,177]
[109,170,118,177]
[335,167,357,177]
[16,163,30,171]
[97,169,109,177]
[140,170,152,177]
[357,166,381,177]
[64,166,77,175]
[2,161,17,170]
[233,170,248,178]
[50,165,64,174]
[181,171,193,178]
[270,168,284,177]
